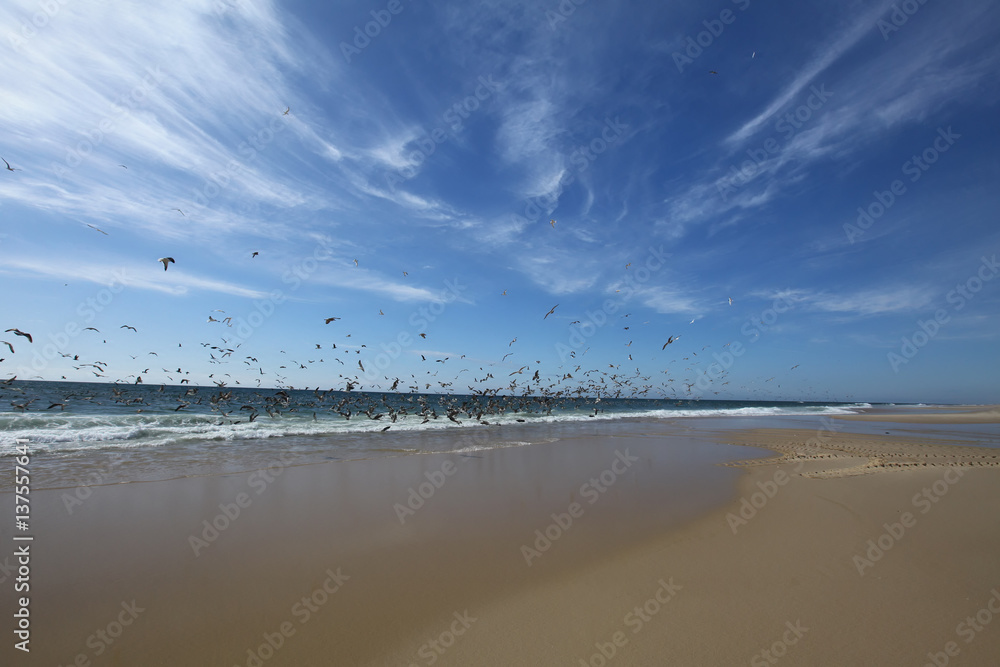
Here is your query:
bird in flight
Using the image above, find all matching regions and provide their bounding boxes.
[501,290,507,296]
[2,157,20,172]
[402,271,408,277]
[251,251,259,258]
[5,329,32,343]
[324,317,341,324]
[728,297,733,306]
[172,208,185,216]
[85,223,108,235]
[283,107,290,115]
[661,336,676,350]
[1,341,13,354]
[158,257,175,271]
[353,259,358,267]
[709,70,718,74]
[550,219,556,228]
[120,325,137,332]
[543,304,559,319]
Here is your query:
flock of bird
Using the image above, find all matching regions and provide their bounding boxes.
[1,90,820,420]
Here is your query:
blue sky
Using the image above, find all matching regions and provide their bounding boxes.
[1,0,998,403]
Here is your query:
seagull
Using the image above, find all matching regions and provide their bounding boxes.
[5,329,32,343]
[550,219,556,227]
[402,271,408,277]
[2,157,20,172]
[709,70,718,74]
[120,325,137,332]
[119,164,128,169]
[1,341,13,354]
[283,107,290,115]
[501,290,507,296]
[324,317,341,324]
[419,333,426,338]
[543,304,559,319]
[172,208,185,216]
[158,257,175,271]
[84,327,100,332]
[661,336,676,350]
[86,223,109,235]
[353,259,358,267]
[728,297,733,306]
[251,251,259,258]
[509,337,517,347]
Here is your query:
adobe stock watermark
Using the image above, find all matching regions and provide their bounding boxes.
[922,588,1000,667]
[843,126,960,244]
[8,0,74,51]
[358,277,468,383]
[877,0,933,41]
[232,567,350,667]
[852,466,965,576]
[520,449,639,566]
[718,84,833,202]
[225,237,337,349]
[511,115,628,230]
[545,0,589,30]
[749,620,808,667]
[56,600,145,666]
[672,0,752,74]
[61,452,131,515]
[50,67,167,180]
[556,245,669,361]
[384,74,503,191]
[695,292,797,391]
[193,112,291,207]
[393,458,459,523]
[188,450,296,557]
[404,610,477,667]
[15,270,128,378]
[887,254,998,373]
[339,0,409,63]
[577,577,682,666]
[725,417,843,534]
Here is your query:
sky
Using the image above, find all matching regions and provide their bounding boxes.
[0,0,998,404]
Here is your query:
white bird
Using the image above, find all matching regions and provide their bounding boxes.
[158,257,175,271]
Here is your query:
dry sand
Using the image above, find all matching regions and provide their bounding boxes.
[2,413,998,666]
[835,404,1000,424]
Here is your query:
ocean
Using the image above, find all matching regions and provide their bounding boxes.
[1,380,873,489]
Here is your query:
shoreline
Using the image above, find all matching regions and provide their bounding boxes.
[2,411,997,665]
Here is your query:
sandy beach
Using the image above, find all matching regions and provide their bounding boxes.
[2,409,999,666]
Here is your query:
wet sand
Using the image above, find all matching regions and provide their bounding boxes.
[2,412,998,665]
